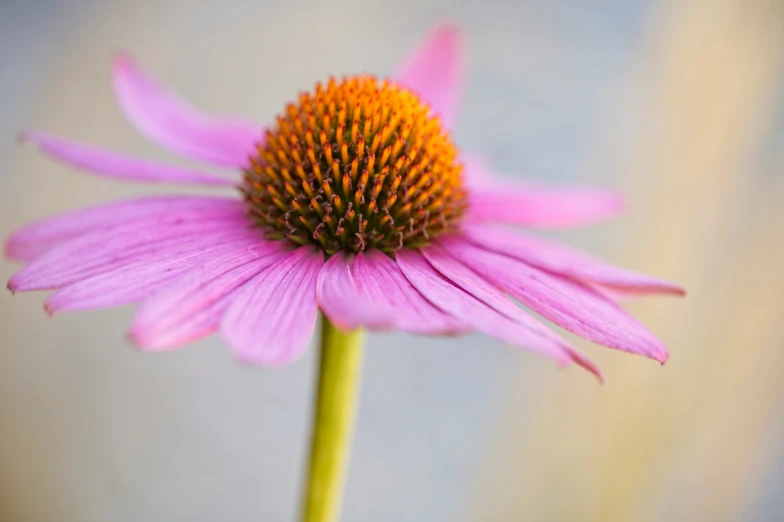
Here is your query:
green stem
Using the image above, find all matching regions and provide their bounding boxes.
[301,317,365,522]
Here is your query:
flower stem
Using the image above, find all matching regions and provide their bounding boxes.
[301,317,365,522]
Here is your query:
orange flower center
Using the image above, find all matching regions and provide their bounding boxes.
[242,76,467,254]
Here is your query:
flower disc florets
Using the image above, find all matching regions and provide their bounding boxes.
[243,76,467,255]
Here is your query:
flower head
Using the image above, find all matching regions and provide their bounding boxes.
[6,24,684,380]
[244,76,467,254]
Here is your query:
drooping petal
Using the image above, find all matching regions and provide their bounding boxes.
[589,285,651,302]
[8,209,252,292]
[315,252,390,331]
[438,236,669,363]
[462,225,685,296]
[221,246,324,366]
[113,53,262,168]
[396,24,462,128]
[5,196,240,262]
[129,243,290,349]
[20,132,237,186]
[467,183,625,228]
[44,235,271,313]
[397,248,602,380]
[353,249,464,335]
[419,243,527,320]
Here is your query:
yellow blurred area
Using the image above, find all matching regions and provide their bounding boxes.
[473,2,784,521]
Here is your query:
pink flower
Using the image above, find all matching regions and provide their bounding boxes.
[6,24,683,381]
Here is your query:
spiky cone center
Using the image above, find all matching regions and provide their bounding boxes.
[242,76,467,255]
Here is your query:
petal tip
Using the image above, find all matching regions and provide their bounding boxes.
[17,130,45,148]
[432,21,462,41]
[611,192,626,209]
[643,281,688,298]
[600,191,626,218]
[588,363,606,384]
[43,301,56,316]
[112,51,135,72]
[127,328,183,353]
[127,329,154,351]
[44,295,72,316]
[126,325,143,344]
[112,52,141,91]
[570,354,605,384]
[7,274,22,293]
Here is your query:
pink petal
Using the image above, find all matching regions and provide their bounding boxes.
[221,246,324,366]
[8,211,254,292]
[438,236,669,363]
[315,252,390,331]
[129,243,290,349]
[397,248,602,381]
[467,184,625,229]
[419,243,529,320]
[6,196,240,262]
[462,225,685,296]
[396,24,462,128]
[461,153,493,188]
[113,53,262,168]
[589,285,650,302]
[352,249,465,335]
[44,236,269,313]
[20,131,237,186]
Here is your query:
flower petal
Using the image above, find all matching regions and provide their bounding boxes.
[8,209,251,292]
[315,252,391,331]
[463,225,685,296]
[221,246,324,366]
[438,236,669,363]
[44,236,270,313]
[467,183,624,229]
[353,249,464,335]
[20,132,237,186]
[113,53,261,168]
[6,196,240,262]
[130,243,290,349]
[461,153,493,188]
[396,24,462,128]
[419,243,527,320]
[397,248,602,380]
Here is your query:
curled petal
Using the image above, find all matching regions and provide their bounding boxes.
[396,24,462,128]
[20,131,237,186]
[113,52,262,168]
[398,247,602,381]
[438,236,669,363]
[463,225,685,296]
[221,246,324,366]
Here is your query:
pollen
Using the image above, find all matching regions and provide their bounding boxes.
[242,76,467,255]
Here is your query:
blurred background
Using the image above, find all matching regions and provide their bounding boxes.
[1,0,782,520]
